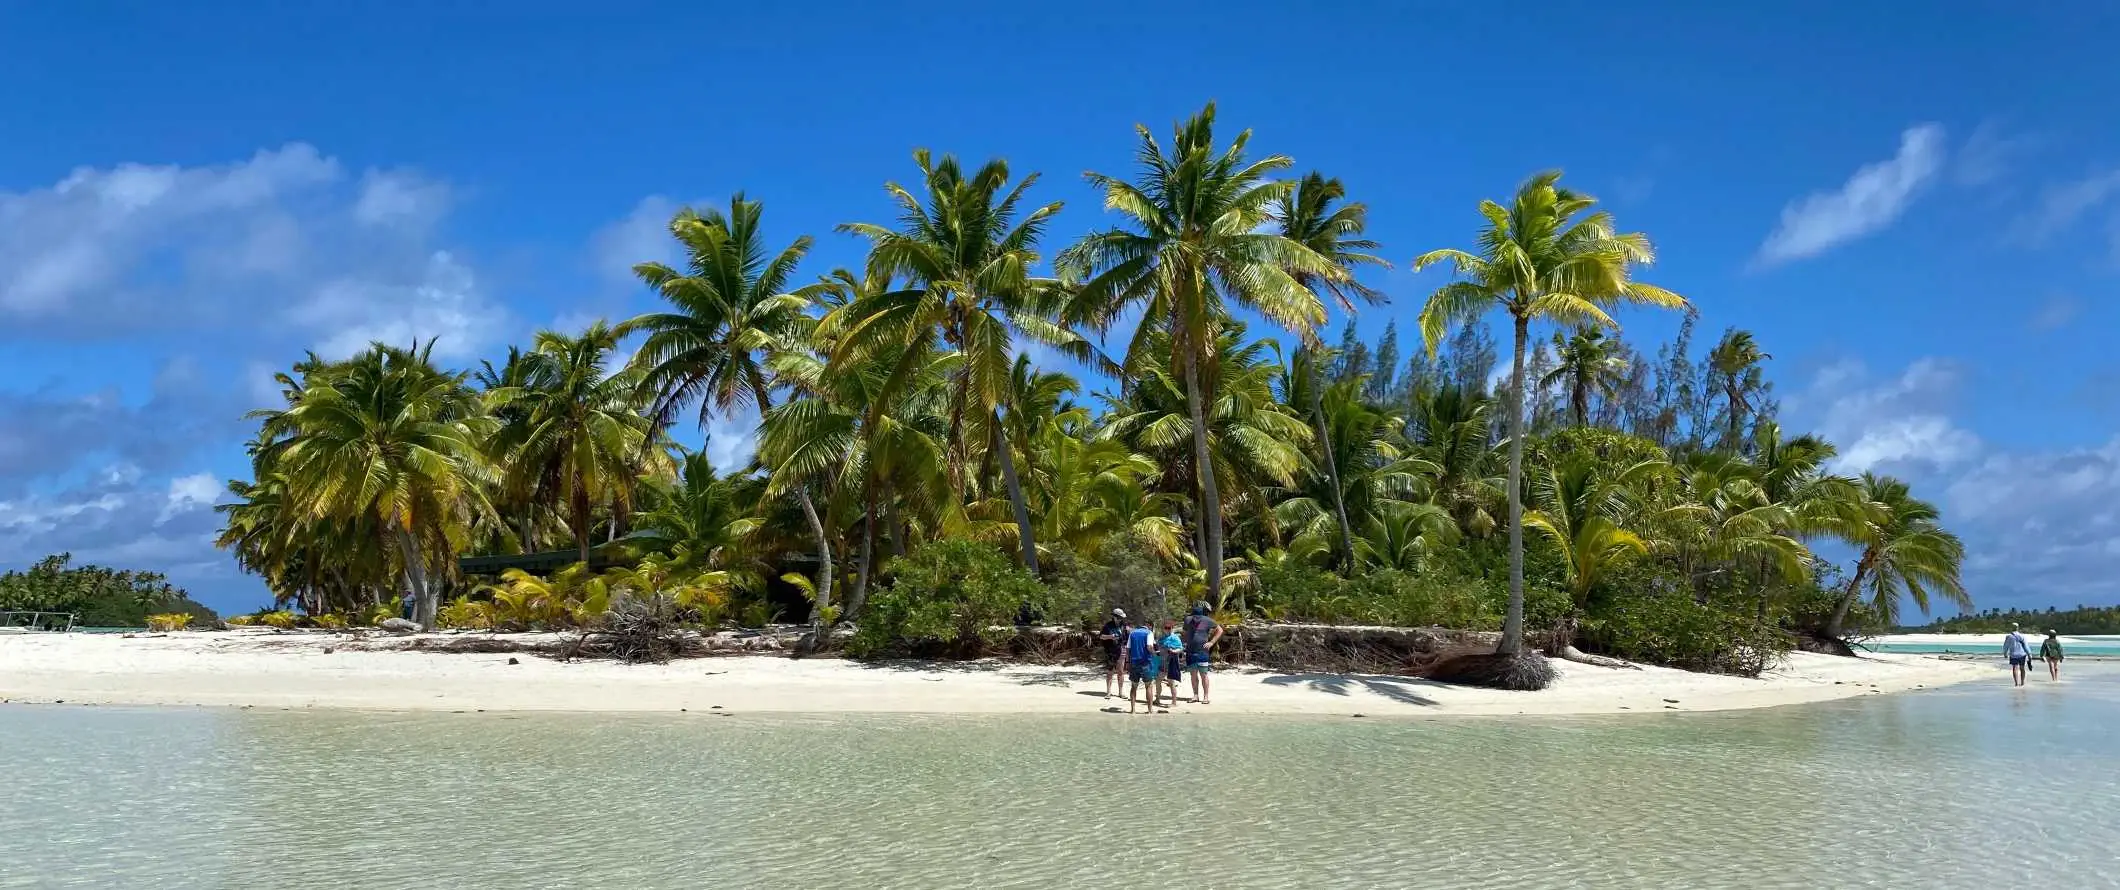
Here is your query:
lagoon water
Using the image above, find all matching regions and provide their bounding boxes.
[5,666,2117,889]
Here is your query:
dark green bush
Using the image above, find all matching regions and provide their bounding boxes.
[1253,563,1500,629]
[848,540,1046,659]
[1588,592,1790,676]
[1048,536,1174,627]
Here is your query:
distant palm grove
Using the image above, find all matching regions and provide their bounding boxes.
[213,104,1969,686]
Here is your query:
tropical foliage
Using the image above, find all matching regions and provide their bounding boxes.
[0,553,219,628]
[208,105,1966,676]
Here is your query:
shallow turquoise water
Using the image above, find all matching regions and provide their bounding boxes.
[1866,635,2120,656]
[4,667,2117,889]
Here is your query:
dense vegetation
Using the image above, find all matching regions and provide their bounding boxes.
[0,553,219,628]
[213,104,1969,683]
[1916,606,2120,635]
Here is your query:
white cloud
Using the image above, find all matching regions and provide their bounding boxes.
[1952,122,2037,187]
[591,196,681,288]
[2013,167,2120,245]
[353,169,450,230]
[0,144,505,354]
[704,408,761,474]
[0,145,339,316]
[294,250,500,360]
[1790,357,1979,475]
[2028,295,2079,331]
[1756,124,1946,265]
[1787,356,2120,609]
[158,472,221,524]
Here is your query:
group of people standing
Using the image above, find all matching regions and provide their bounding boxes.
[2002,624,2065,687]
[1096,604,1222,713]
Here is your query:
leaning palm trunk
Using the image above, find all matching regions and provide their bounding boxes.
[1180,341,1223,605]
[1823,550,1877,638]
[993,413,1039,573]
[1500,315,1529,655]
[794,484,833,628]
[1310,365,1356,569]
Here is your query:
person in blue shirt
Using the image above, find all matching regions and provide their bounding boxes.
[2003,624,2031,687]
[1125,621,1159,714]
[1159,620,1186,706]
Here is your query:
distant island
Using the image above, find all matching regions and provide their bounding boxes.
[0,553,219,629]
[1909,606,2120,635]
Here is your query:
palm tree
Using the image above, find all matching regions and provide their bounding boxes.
[1406,383,1501,539]
[1707,329,1771,451]
[1824,473,1968,637]
[1062,103,1335,600]
[485,321,664,564]
[1099,324,1312,547]
[1413,170,1687,659]
[1541,326,1630,427]
[619,194,835,626]
[1524,454,1659,661]
[831,150,1090,574]
[267,342,491,629]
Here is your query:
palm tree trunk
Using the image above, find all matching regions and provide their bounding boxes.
[1572,374,1589,427]
[571,487,591,566]
[396,527,435,630]
[993,411,1039,574]
[848,503,875,621]
[1500,314,1529,656]
[886,497,907,558]
[1310,363,1356,569]
[1824,550,1876,638]
[794,484,833,627]
[1180,340,1223,607]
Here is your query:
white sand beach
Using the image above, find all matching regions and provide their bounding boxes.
[0,629,1999,717]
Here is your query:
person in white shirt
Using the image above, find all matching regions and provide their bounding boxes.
[2002,624,2030,687]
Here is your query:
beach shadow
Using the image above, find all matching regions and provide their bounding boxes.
[1262,672,1442,707]
[850,659,1095,689]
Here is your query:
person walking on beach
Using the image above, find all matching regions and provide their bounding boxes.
[1183,603,1222,705]
[1098,609,1127,697]
[1125,619,1159,714]
[2040,630,2065,681]
[2004,624,2031,687]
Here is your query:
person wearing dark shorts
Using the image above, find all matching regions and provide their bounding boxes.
[1183,602,1223,704]
[1098,609,1127,697]
[2004,624,2030,687]
[1159,619,1185,705]
[1125,621,1158,714]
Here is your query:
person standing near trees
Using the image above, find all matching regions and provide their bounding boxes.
[1126,619,1159,714]
[1184,603,1222,704]
[2040,630,2065,681]
[1098,609,1127,698]
[2004,624,2031,687]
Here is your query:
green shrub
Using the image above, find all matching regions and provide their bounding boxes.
[309,613,349,630]
[1588,593,1790,676]
[849,540,1045,659]
[1046,538,1168,628]
[1366,571,1499,629]
[258,610,298,630]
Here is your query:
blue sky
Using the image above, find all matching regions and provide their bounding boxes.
[4,1,2118,617]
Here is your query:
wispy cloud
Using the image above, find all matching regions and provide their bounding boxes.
[1755,124,1946,266]
[2012,167,2120,246]
[2028,294,2080,332]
